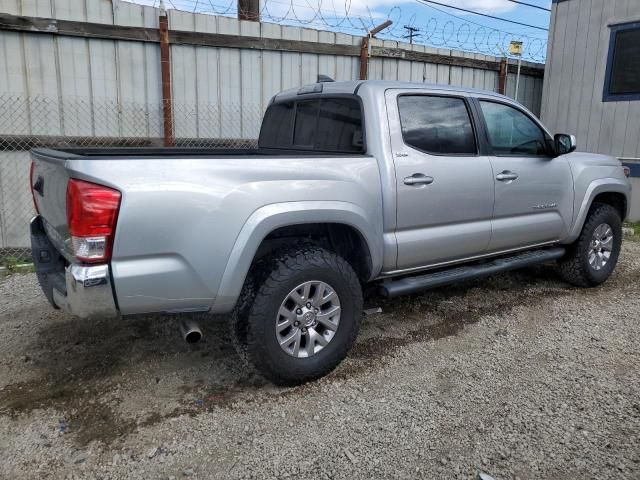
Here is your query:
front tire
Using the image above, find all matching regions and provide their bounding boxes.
[231,246,363,386]
[558,203,622,287]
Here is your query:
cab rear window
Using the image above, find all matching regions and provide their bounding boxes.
[259,97,364,153]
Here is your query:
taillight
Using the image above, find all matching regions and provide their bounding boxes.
[29,162,40,214]
[66,179,121,263]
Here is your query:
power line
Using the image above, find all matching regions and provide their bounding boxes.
[415,0,549,31]
[504,0,551,12]
[413,0,546,39]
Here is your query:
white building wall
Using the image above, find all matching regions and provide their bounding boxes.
[541,0,640,160]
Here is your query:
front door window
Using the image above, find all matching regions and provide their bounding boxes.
[479,101,548,156]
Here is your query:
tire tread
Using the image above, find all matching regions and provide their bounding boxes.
[558,203,622,287]
[231,245,362,386]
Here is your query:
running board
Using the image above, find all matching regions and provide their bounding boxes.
[379,247,566,298]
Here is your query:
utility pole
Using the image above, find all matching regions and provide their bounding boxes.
[403,25,420,45]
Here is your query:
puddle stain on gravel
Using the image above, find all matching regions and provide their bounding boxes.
[0,316,172,445]
[0,379,256,446]
[0,381,138,445]
[0,312,244,445]
[350,266,573,361]
[0,263,631,445]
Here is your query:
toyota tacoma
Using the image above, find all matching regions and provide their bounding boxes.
[29,80,632,385]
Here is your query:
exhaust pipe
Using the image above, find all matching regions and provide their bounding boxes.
[180,319,202,344]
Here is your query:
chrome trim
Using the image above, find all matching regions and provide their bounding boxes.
[378,241,559,278]
[53,263,119,319]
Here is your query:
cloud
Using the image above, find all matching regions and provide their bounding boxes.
[429,0,518,15]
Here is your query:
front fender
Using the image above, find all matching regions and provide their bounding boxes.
[209,201,383,314]
[565,178,631,243]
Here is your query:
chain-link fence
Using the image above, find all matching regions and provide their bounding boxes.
[0,93,262,266]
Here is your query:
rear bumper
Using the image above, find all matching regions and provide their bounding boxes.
[30,216,119,319]
[55,264,119,319]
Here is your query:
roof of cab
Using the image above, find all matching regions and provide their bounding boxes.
[271,80,510,103]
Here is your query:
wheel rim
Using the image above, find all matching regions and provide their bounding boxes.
[275,280,341,358]
[589,223,614,271]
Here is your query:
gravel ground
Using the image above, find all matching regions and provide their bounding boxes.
[1,241,639,480]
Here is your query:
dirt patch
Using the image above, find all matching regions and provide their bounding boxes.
[0,381,137,445]
[353,265,573,359]
[0,309,254,445]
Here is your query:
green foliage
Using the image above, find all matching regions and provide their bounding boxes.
[1,257,35,275]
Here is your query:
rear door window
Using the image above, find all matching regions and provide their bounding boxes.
[397,95,477,155]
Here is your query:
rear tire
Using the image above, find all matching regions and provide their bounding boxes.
[558,203,622,287]
[231,246,362,386]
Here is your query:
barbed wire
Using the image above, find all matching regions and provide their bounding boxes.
[128,0,548,61]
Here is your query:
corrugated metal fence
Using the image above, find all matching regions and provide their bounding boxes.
[0,0,545,263]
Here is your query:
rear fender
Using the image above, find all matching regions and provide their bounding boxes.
[210,201,382,313]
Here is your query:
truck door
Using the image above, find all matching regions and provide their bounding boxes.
[475,99,573,252]
[386,90,495,270]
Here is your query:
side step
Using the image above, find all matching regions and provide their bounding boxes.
[379,247,566,298]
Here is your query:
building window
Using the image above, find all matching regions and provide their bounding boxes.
[603,22,640,102]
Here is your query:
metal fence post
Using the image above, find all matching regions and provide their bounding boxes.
[498,57,508,95]
[359,36,369,80]
[159,5,174,147]
[359,20,393,81]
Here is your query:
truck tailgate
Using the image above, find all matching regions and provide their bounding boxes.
[30,148,120,319]
[30,149,73,258]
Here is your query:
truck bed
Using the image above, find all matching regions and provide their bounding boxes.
[34,147,367,159]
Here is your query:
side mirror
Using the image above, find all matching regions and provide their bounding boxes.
[554,133,577,156]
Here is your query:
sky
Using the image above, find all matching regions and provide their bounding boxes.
[128,0,552,61]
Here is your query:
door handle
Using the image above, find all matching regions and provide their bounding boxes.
[496,171,519,182]
[404,174,434,186]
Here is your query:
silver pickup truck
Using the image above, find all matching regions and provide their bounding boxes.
[29,80,632,385]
